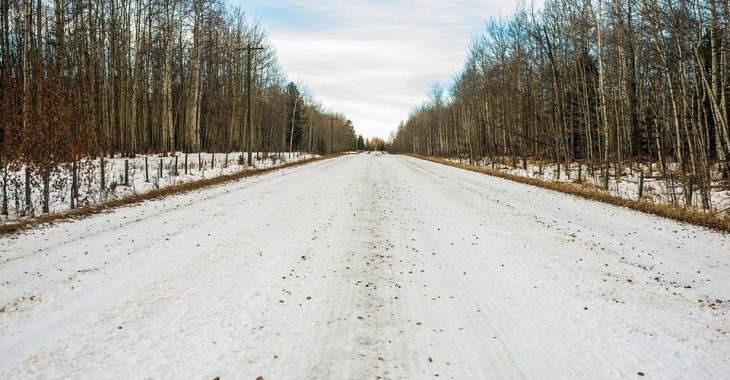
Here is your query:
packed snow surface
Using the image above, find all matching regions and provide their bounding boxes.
[1,153,728,379]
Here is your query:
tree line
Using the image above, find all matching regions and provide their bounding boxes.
[356,135,387,151]
[390,0,729,210]
[0,0,356,215]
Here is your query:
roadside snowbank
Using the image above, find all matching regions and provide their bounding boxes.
[0,152,315,222]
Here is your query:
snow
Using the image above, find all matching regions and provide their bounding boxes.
[0,151,315,221]
[1,153,728,378]
[449,158,730,216]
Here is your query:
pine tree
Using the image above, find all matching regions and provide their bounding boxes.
[286,82,307,152]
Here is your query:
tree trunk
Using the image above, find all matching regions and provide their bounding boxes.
[162,0,176,155]
[185,0,202,152]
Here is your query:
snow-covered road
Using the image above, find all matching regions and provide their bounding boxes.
[1,153,728,379]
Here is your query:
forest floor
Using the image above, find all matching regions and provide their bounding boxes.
[1,153,728,378]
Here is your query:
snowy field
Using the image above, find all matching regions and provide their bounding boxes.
[448,158,730,217]
[1,153,728,378]
[0,151,314,221]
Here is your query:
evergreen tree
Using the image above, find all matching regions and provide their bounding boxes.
[357,135,365,150]
[286,82,307,151]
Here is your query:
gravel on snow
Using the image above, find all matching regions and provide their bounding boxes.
[1,153,728,379]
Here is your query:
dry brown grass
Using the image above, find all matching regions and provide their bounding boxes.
[414,154,730,234]
[0,155,338,236]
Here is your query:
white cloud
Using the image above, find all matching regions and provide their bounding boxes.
[240,0,524,139]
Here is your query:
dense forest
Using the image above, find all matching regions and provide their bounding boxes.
[391,0,729,210]
[0,0,356,214]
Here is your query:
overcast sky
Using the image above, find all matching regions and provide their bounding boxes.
[234,0,522,140]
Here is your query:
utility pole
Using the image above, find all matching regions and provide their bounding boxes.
[237,44,263,166]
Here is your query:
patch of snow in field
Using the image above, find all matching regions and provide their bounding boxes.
[448,158,730,216]
[0,152,316,222]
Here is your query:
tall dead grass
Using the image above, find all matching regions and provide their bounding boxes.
[0,155,336,236]
[416,155,730,234]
